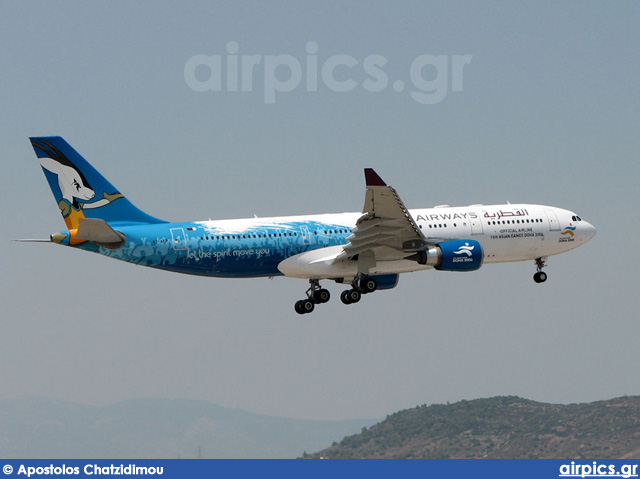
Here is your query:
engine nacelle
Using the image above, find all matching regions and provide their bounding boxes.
[369,273,399,290]
[410,239,483,272]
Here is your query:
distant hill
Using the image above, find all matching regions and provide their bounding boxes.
[0,397,377,459]
[307,396,640,459]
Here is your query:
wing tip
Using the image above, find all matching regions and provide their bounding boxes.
[364,168,386,187]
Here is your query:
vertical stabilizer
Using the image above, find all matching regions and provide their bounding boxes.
[30,136,166,228]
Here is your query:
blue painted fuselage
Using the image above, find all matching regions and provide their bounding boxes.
[74,214,358,278]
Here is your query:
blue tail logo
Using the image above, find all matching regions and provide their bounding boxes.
[30,137,166,229]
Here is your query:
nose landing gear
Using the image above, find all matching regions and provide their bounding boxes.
[533,257,548,283]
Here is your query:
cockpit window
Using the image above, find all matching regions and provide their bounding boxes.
[571,215,583,222]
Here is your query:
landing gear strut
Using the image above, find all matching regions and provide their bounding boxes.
[340,275,377,305]
[294,279,330,315]
[294,275,380,313]
[533,257,548,283]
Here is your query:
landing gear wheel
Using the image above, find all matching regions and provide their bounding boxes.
[340,290,352,305]
[362,278,377,294]
[313,288,331,304]
[347,289,361,304]
[302,299,315,313]
[533,271,547,283]
[533,257,548,284]
[295,299,315,314]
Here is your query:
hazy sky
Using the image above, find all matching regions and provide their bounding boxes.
[1,1,639,421]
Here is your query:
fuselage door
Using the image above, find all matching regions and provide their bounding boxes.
[545,210,561,231]
[300,225,311,245]
[470,213,484,235]
[170,227,188,250]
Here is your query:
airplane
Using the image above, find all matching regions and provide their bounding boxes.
[27,136,596,314]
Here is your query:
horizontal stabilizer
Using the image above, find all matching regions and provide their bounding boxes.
[12,238,52,242]
[76,218,126,250]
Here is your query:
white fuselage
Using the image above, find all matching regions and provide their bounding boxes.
[273,203,596,279]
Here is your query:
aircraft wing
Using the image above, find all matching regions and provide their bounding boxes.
[337,169,430,263]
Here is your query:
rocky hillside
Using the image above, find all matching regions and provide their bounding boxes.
[307,396,640,459]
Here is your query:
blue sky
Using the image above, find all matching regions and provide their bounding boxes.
[1,1,639,420]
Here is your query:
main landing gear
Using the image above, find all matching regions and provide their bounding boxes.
[294,279,330,315]
[294,276,379,314]
[533,257,548,283]
[340,276,377,305]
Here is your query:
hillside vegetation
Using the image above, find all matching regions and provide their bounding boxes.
[307,396,640,459]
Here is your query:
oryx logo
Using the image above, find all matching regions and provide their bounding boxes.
[561,226,576,237]
[453,242,475,257]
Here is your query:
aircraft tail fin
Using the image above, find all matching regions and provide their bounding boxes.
[30,136,166,229]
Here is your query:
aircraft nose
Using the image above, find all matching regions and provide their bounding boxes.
[582,221,597,242]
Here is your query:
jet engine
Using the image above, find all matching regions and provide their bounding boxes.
[409,239,483,272]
